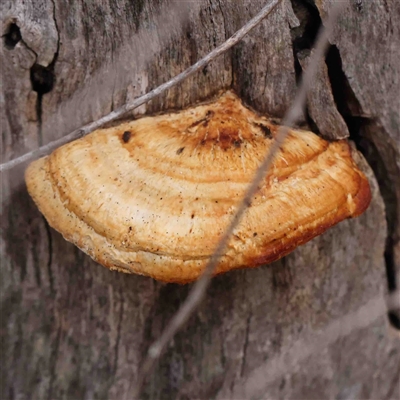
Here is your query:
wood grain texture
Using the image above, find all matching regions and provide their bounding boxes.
[1,0,399,398]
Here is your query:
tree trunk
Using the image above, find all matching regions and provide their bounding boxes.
[1,1,399,399]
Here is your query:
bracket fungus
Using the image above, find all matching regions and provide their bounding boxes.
[25,92,371,283]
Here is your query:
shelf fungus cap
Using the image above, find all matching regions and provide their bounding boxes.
[25,91,371,283]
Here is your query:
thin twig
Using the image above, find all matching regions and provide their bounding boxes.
[131,1,345,398]
[0,0,281,173]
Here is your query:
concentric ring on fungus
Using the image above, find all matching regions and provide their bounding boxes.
[25,91,371,283]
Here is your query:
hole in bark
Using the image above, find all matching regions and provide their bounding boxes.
[30,64,55,95]
[388,311,400,330]
[3,23,22,49]
[30,64,56,145]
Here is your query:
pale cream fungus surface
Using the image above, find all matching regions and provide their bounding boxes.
[26,92,371,283]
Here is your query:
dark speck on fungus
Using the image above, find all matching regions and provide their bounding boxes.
[122,131,132,143]
[188,110,214,130]
[205,110,214,118]
[177,147,185,155]
[254,122,273,139]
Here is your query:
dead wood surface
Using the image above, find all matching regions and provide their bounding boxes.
[1,1,399,399]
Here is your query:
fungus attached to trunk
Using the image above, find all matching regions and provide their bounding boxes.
[25,92,371,283]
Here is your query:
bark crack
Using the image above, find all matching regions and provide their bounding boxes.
[113,297,124,374]
[50,0,61,55]
[47,323,62,400]
[43,217,54,296]
[240,313,252,378]
[324,45,398,299]
[322,30,399,332]
[216,1,228,41]
[19,36,39,60]
[30,0,60,145]
[216,0,233,87]
[289,0,321,131]
[290,0,399,331]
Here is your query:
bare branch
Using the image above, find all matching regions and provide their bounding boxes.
[131,1,346,398]
[0,0,281,173]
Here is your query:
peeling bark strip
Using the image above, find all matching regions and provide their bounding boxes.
[1,1,399,399]
[297,49,349,140]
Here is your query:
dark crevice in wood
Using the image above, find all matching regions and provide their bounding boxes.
[350,120,398,291]
[350,152,398,331]
[31,233,42,287]
[325,46,363,117]
[50,0,61,67]
[289,0,321,132]
[113,298,124,374]
[4,187,30,283]
[47,324,62,400]
[289,0,320,54]
[324,45,399,329]
[29,66,57,145]
[29,0,60,146]
[240,313,251,377]
[3,22,22,49]
[291,46,303,85]
[30,65,49,145]
[388,311,400,330]
[43,218,55,296]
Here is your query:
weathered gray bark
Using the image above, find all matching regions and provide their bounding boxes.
[1,1,399,399]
